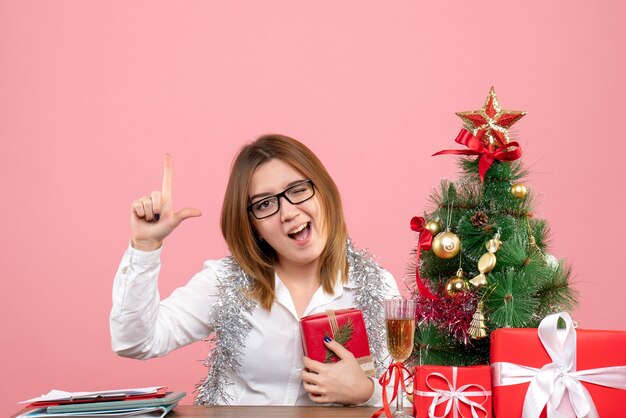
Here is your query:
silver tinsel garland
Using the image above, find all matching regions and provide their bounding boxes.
[194,240,389,405]
[194,256,257,405]
[346,240,390,377]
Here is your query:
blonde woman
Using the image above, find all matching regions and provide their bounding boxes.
[110,134,399,406]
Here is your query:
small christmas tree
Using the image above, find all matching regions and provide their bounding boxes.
[407,87,577,367]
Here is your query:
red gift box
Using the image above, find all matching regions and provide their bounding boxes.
[300,308,375,376]
[491,312,626,418]
[413,365,492,418]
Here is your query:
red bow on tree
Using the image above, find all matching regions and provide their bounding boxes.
[433,129,522,181]
[410,216,438,300]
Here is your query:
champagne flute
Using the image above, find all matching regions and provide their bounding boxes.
[385,298,416,417]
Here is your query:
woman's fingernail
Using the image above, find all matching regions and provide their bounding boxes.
[155,214,160,221]
[323,336,332,343]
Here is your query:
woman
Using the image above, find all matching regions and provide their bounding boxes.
[110,134,400,406]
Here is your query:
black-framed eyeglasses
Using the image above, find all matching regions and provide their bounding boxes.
[248,180,316,219]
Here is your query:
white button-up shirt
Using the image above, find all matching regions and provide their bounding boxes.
[110,245,400,406]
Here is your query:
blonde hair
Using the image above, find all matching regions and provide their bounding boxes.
[220,134,348,310]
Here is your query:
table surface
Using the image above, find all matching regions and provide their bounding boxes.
[169,405,397,417]
[12,405,409,418]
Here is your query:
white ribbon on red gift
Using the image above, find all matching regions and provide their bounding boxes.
[492,312,626,418]
[414,366,491,418]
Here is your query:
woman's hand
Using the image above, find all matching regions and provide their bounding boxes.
[130,154,202,251]
[302,338,375,405]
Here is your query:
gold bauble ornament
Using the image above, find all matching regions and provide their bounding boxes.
[432,231,461,259]
[425,219,442,236]
[511,183,527,199]
[445,269,469,298]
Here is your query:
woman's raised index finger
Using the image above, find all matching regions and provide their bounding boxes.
[162,154,173,198]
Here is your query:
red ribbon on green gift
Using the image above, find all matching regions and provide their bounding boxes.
[410,216,438,300]
[433,129,522,181]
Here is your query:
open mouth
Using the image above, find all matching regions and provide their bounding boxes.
[288,222,311,242]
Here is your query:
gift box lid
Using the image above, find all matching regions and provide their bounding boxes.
[491,327,626,369]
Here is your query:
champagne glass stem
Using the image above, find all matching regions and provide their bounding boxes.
[396,364,404,414]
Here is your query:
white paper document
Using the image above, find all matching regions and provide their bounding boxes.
[18,403,175,418]
[19,387,165,404]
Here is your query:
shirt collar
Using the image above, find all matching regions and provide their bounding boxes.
[273,274,297,317]
[273,269,355,318]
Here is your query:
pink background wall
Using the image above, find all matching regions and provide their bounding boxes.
[2,1,625,414]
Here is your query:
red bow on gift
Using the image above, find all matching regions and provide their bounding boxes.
[433,129,522,181]
[372,362,414,418]
[414,368,491,418]
[411,216,438,300]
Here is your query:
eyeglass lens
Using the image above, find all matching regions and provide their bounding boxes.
[250,181,314,219]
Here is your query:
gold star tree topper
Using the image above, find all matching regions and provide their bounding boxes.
[456,87,526,148]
